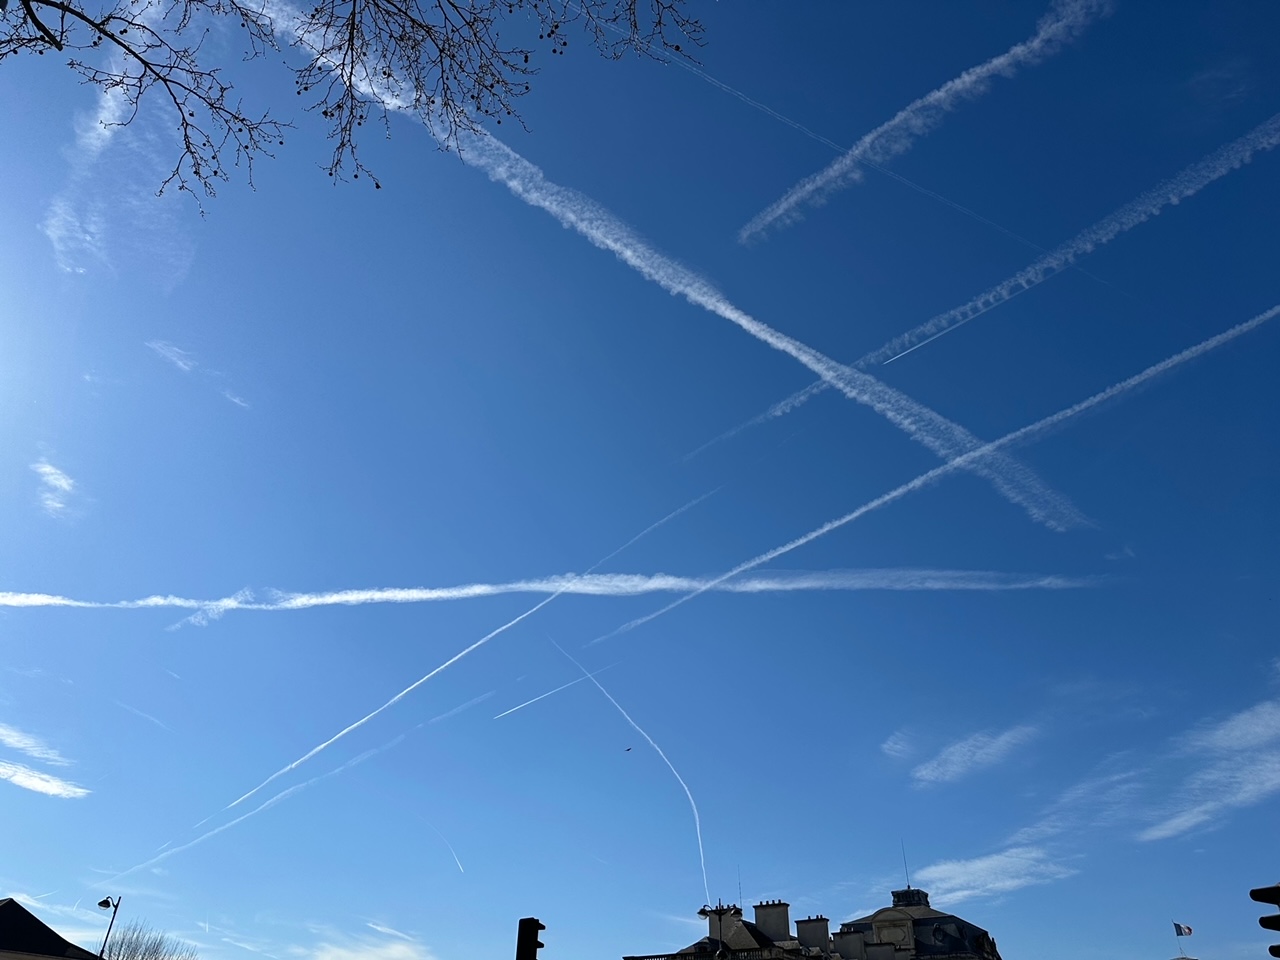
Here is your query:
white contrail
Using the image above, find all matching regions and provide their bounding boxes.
[421,817,465,873]
[738,0,1108,243]
[578,3,1064,261]
[1,567,1096,615]
[592,303,1279,645]
[869,111,1280,365]
[460,134,1084,532]
[206,591,565,821]
[493,664,619,719]
[113,734,404,880]
[695,110,1280,454]
[427,691,495,724]
[681,380,829,462]
[192,490,720,824]
[552,640,710,904]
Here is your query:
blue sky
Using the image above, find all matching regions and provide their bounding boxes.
[3,2,1280,960]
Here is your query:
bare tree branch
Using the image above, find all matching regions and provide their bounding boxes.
[1,0,703,195]
[105,920,200,960]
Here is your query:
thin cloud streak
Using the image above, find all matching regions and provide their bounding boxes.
[552,640,710,905]
[701,111,1280,451]
[0,567,1098,616]
[590,303,1280,646]
[911,726,1039,784]
[0,723,70,766]
[146,340,198,372]
[461,134,1084,532]
[915,846,1077,904]
[114,702,173,731]
[738,0,1107,243]
[0,760,90,799]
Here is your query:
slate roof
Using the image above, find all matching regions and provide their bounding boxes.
[679,918,786,954]
[0,899,100,960]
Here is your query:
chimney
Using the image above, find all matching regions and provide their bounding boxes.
[699,904,743,944]
[796,916,830,953]
[753,901,792,942]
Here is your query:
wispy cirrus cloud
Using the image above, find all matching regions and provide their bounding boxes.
[30,460,77,518]
[1006,768,1143,845]
[0,760,90,799]
[911,726,1039,785]
[310,939,436,960]
[461,133,1084,532]
[0,723,70,766]
[915,846,1077,905]
[146,340,198,372]
[1182,699,1280,753]
[42,66,196,287]
[1140,698,1280,840]
[364,925,415,942]
[145,341,251,408]
[880,731,914,759]
[738,0,1108,243]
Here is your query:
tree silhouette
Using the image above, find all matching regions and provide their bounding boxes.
[104,921,199,960]
[0,0,702,196]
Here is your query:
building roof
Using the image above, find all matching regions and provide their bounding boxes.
[0,899,100,960]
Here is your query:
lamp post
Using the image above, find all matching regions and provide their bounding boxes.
[97,897,121,959]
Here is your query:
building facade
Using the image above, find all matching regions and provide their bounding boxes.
[623,889,1003,960]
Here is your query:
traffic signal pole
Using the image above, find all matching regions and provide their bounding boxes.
[1250,884,1280,959]
[516,917,546,960]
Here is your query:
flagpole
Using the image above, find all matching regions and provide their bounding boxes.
[1174,922,1186,959]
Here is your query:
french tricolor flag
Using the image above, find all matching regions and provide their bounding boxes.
[1173,923,1194,937]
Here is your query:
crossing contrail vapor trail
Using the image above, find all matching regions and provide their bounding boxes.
[592,303,1280,646]
[866,111,1280,366]
[114,735,404,880]
[492,664,618,719]
[552,640,710,905]
[578,4,1061,262]
[460,133,1085,532]
[738,0,1107,243]
[689,110,1280,456]
[192,489,721,826]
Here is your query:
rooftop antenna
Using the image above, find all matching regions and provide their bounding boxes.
[738,865,743,908]
[900,839,912,889]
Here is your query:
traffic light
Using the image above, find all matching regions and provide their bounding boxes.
[1250,884,1280,959]
[516,917,545,960]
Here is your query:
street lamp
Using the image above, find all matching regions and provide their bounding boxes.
[97,897,121,959]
